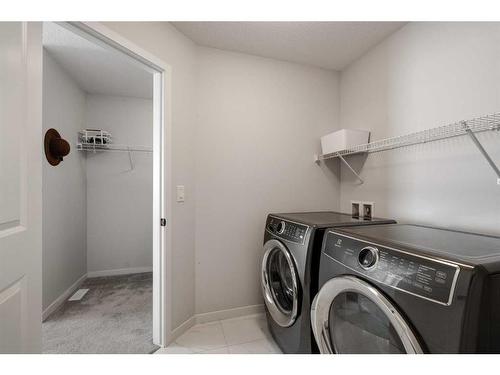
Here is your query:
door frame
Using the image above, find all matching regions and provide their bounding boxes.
[57,22,173,347]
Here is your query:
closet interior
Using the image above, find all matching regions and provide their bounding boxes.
[41,22,156,354]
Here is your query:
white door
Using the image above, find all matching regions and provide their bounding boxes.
[0,22,43,353]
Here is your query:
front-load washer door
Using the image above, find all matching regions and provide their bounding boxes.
[261,239,300,327]
[311,276,423,354]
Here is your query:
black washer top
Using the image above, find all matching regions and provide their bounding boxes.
[336,224,500,264]
[271,211,395,228]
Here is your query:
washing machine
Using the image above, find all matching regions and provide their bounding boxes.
[261,211,396,354]
[311,223,500,354]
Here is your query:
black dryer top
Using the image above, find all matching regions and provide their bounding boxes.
[271,211,395,228]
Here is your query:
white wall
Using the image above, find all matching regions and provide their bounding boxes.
[42,51,87,310]
[339,22,500,235]
[102,22,198,329]
[43,21,500,337]
[195,47,341,315]
[100,24,341,321]
[85,94,153,275]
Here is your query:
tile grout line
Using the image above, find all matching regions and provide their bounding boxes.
[165,315,278,354]
[196,320,228,353]
[218,320,229,349]
[185,320,229,353]
[195,337,275,354]
[226,337,272,352]
[219,316,274,352]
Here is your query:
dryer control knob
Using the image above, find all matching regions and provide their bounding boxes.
[358,246,379,270]
[276,221,286,234]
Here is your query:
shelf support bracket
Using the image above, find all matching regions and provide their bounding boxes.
[337,153,364,184]
[127,146,135,171]
[462,121,500,185]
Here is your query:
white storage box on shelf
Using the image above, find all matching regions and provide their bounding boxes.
[320,129,370,156]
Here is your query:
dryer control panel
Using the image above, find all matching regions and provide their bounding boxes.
[323,231,460,305]
[267,217,308,244]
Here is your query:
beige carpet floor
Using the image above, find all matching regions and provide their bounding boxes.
[42,272,158,354]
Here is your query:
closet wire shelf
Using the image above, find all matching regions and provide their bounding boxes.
[76,143,153,153]
[315,112,500,184]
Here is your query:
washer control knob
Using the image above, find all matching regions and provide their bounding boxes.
[358,246,379,269]
[276,221,286,234]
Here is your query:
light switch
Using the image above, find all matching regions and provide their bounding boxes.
[176,185,185,202]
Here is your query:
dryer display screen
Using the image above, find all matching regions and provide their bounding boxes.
[323,232,460,305]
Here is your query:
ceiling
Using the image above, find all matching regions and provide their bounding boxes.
[43,23,153,99]
[42,22,405,98]
[172,22,406,70]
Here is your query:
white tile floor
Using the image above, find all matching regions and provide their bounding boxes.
[155,314,282,354]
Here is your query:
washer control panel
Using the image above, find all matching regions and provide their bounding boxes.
[323,231,460,305]
[267,217,308,244]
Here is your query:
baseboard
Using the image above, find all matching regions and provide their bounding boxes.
[42,273,87,321]
[87,266,153,278]
[195,304,265,325]
[169,316,196,344]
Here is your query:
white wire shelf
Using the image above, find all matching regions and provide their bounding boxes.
[78,129,112,145]
[316,112,500,161]
[76,142,153,153]
[315,112,500,185]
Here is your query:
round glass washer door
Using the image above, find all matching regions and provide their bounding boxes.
[261,239,300,327]
[311,275,423,354]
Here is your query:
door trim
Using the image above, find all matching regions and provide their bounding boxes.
[311,275,423,354]
[55,22,172,347]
